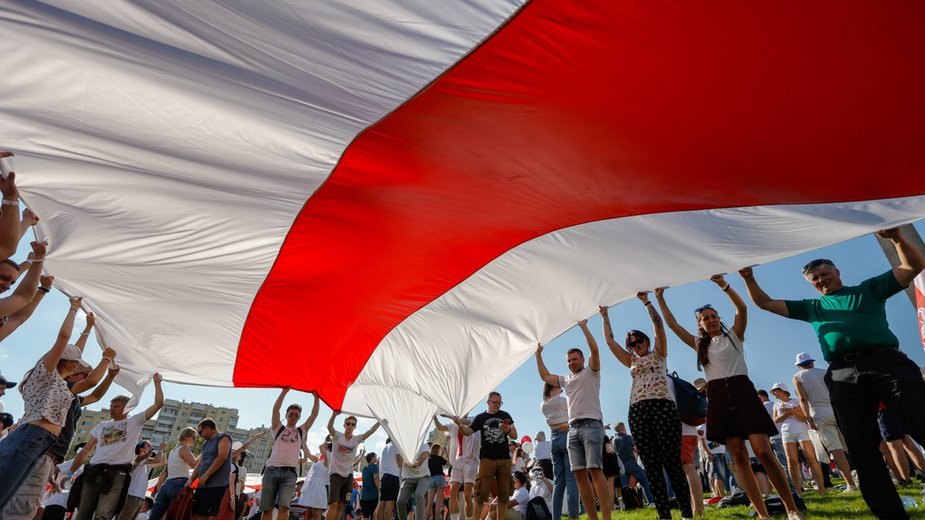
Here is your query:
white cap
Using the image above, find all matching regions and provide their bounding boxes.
[770,382,789,393]
[60,344,92,371]
[794,352,815,366]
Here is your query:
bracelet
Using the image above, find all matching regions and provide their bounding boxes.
[721,284,730,292]
[644,301,652,307]
[80,331,90,336]
[102,357,114,363]
[37,287,50,294]
[1,199,19,206]
[28,258,44,264]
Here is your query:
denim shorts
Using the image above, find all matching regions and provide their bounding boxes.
[260,466,298,511]
[430,475,446,490]
[566,419,603,470]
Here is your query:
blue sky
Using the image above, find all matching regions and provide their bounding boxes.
[2,221,923,453]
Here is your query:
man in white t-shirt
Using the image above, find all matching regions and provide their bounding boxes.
[433,416,479,520]
[375,438,401,520]
[791,352,857,492]
[68,374,165,520]
[395,441,430,520]
[261,388,320,520]
[117,439,166,520]
[326,412,380,520]
[535,320,611,520]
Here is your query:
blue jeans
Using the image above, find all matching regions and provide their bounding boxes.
[620,460,654,504]
[551,429,579,519]
[149,477,186,520]
[0,423,57,510]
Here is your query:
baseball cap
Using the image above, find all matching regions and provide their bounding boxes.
[0,373,15,389]
[60,345,92,370]
[794,352,815,366]
[770,382,789,393]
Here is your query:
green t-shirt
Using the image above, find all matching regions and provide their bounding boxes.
[784,270,903,361]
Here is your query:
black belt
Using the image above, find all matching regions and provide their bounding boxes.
[830,345,898,363]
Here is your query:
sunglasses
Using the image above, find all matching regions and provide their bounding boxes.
[345,422,357,427]
[627,338,647,347]
[801,258,834,275]
[694,303,714,316]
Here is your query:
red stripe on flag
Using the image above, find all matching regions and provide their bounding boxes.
[234,0,925,407]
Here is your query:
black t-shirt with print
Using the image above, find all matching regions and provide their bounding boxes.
[470,410,514,460]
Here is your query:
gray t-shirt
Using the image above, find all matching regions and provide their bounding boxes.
[794,367,834,419]
[558,367,602,422]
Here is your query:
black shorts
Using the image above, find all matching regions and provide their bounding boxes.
[193,486,227,517]
[360,498,378,518]
[878,408,905,441]
[705,375,777,444]
[380,474,400,501]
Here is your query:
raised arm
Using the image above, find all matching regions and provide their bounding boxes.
[74,312,95,353]
[638,292,667,358]
[534,343,559,385]
[361,421,380,441]
[19,207,38,240]
[654,287,697,349]
[738,267,789,318]
[454,416,475,437]
[144,373,165,420]
[43,296,81,373]
[304,444,321,464]
[711,275,747,340]
[328,411,339,438]
[0,166,21,259]
[878,227,925,286]
[70,346,115,395]
[0,240,47,318]
[233,430,267,458]
[578,319,601,371]
[68,434,96,474]
[81,364,120,407]
[272,387,289,432]
[0,274,52,341]
[433,416,449,432]
[599,305,631,368]
[300,391,320,431]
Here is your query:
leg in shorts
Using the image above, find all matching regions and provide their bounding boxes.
[329,473,355,505]
[380,474,400,501]
[474,458,513,503]
[813,416,846,452]
[566,419,604,471]
[192,486,226,517]
[680,435,698,465]
[450,459,478,485]
[260,466,298,512]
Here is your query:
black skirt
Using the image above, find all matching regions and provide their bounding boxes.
[705,374,777,444]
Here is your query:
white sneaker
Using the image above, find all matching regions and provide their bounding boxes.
[787,512,806,520]
[844,484,859,493]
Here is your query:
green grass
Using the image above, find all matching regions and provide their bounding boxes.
[588,484,925,518]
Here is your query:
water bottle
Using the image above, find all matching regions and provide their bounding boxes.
[901,496,918,509]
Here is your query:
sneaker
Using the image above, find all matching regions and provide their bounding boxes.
[706,496,723,505]
[787,512,806,520]
[844,485,859,493]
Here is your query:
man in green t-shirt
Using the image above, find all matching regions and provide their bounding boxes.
[738,227,925,520]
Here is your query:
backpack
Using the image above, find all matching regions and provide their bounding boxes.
[261,425,304,473]
[668,371,707,426]
[524,496,551,520]
[621,486,644,510]
[718,492,750,507]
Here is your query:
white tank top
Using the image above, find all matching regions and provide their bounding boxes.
[703,332,748,382]
[794,367,833,419]
[167,445,192,479]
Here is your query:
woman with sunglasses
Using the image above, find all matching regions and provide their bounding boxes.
[599,292,692,520]
[655,276,803,520]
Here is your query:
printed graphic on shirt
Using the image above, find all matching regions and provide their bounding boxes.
[335,440,355,454]
[481,417,507,445]
[100,422,128,446]
[278,428,301,444]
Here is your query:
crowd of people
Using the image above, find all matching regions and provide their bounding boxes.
[0,149,923,520]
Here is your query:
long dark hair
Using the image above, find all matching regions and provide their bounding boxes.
[694,309,736,370]
[543,382,555,400]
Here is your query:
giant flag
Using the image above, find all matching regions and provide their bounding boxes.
[3,1,925,456]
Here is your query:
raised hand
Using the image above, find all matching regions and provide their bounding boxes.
[31,240,47,259]
[68,296,82,311]
[654,287,666,298]
[710,274,726,286]
[0,171,16,198]
[876,227,901,241]
[102,347,116,360]
[536,342,543,355]
[636,291,650,303]
[738,267,754,279]
[22,208,39,226]
[40,275,54,290]
[578,319,588,327]
[599,305,609,317]
[153,373,164,384]
[85,312,96,328]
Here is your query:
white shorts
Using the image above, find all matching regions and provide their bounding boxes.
[781,430,811,444]
[450,459,478,484]
[813,416,846,452]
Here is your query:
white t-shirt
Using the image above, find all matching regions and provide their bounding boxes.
[540,395,569,425]
[329,431,362,477]
[774,398,808,435]
[402,442,431,480]
[702,332,748,382]
[266,425,305,467]
[534,440,551,460]
[529,478,552,512]
[511,486,530,518]
[127,460,150,498]
[794,368,834,419]
[89,413,147,465]
[380,442,401,477]
[44,460,81,507]
[697,425,725,455]
[446,422,480,463]
[763,401,781,440]
[558,367,602,422]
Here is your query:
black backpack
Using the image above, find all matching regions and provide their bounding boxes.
[668,371,707,426]
[621,486,644,510]
[524,496,551,520]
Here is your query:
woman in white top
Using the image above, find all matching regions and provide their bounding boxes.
[539,384,578,520]
[600,292,691,520]
[0,296,113,510]
[532,431,552,480]
[771,383,826,497]
[657,275,802,520]
[148,427,199,520]
[299,443,330,520]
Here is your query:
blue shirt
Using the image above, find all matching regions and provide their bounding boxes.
[361,463,379,499]
[198,432,232,488]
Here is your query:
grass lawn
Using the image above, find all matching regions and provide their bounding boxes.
[581,484,925,518]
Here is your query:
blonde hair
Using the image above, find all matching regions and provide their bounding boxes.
[179,427,197,442]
